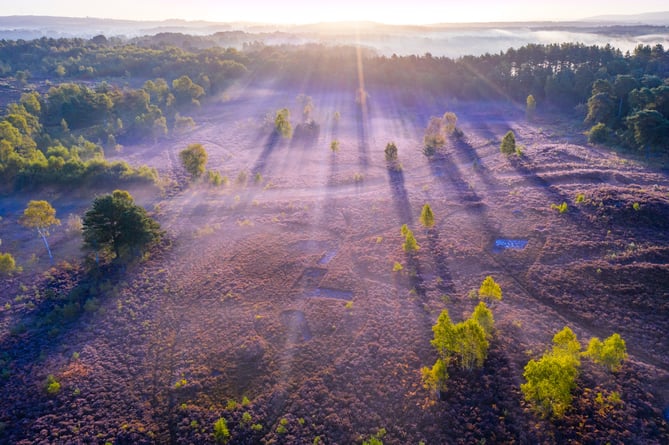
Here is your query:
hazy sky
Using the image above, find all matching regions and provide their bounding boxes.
[3,1,668,24]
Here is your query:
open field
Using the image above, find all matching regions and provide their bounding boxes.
[1,84,669,444]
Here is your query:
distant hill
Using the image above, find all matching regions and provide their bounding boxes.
[583,11,669,25]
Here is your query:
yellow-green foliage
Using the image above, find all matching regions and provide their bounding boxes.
[419,203,435,228]
[330,140,340,152]
[392,262,403,272]
[478,276,502,302]
[421,358,449,393]
[429,308,490,371]
[45,374,61,395]
[384,142,398,161]
[526,94,536,120]
[0,252,18,275]
[585,333,627,372]
[500,130,516,155]
[213,417,230,443]
[521,349,579,419]
[403,228,419,252]
[179,143,208,178]
[552,326,581,361]
[471,302,494,337]
[551,202,568,214]
[274,108,293,138]
[521,326,582,419]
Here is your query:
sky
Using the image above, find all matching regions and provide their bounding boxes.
[3,1,668,24]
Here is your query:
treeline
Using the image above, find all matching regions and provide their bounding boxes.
[1,37,668,167]
[0,40,255,190]
[0,36,247,87]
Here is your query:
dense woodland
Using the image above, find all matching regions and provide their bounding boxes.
[0,37,668,191]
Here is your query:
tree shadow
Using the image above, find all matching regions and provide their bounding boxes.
[426,229,456,294]
[386,165,413,225]
[251,130,281,175]
[428,152,482,205]
[355,105,370,169]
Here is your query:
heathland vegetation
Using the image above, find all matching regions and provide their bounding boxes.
[0,29,667,444]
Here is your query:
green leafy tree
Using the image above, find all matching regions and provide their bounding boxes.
[552,326,581,360]
[452,318,489,370]
[179,143,208,179]
[471,301,494,337]
[430,309,456,359]
[585,333,627,372]
[172,75,205,107]
[82,190,162,261]
[19,200,61,261]
[400,224,409,237]
[626,110,669,149]
[423,116,445,155]
[274,108,293,138]
[521,350,579,419]
[419,203,435,228]
[500,130,516,155]
[384,142,398,162]
[478,276,502,303]
[421,358,449,394]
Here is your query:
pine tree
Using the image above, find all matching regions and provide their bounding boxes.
[478,276,502,302]
[500,130,516,155]
[403,228,420,252]
[419,203,435,228]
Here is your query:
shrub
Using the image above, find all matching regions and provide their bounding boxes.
[174,113,196,132]
[384,142,398,162]
[330,140,340,152]
[207,170,223,186]
[392,261,403,272]
[274,108,293,138]
[45,374,61,395]
[423,117,445,155]
[587,122,608,144]
[585,333,627,372]
[526,94,536,120]
[551,202,568,214]
[421,358,449,394]
[500,130,516,155]
[236,170,248,185]
[0,252,19,275]
[213,418,230,443]
[179,143,208,179]
[478,276,502,302]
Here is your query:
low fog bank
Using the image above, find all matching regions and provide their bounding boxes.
[0,15,667,57]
